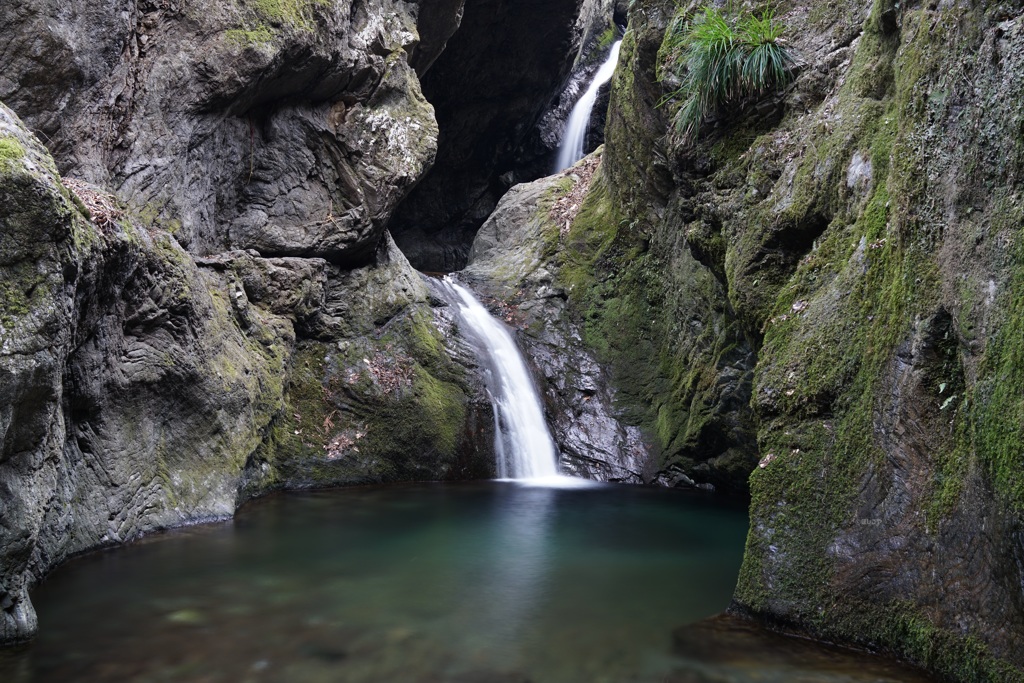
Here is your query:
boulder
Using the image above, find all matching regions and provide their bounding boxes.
[462,156,650,482]
[0,0,464,263]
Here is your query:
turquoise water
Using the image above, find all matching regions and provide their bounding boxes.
[1,482,747,682]
[0,481,931,682]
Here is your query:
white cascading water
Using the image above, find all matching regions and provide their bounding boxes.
[434,277,560,479]
[554,39,623,173]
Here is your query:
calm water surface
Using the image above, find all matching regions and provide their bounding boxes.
[0,481,931,682]
[0,482,745,682]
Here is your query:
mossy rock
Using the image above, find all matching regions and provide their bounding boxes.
[264,305,490,488]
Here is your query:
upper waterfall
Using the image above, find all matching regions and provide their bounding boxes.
[554,40,623,172]
[430,277,560,479]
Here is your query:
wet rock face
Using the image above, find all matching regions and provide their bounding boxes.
[0,103,291,643]
[1,102,496,643]
[0,107,75,643]
[388,0,603,272]
[524,0,626,180]
[0,0,461,264]
[461,165,650,483]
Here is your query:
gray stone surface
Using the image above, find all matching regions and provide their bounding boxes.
[1,103,290,642]
[388,0,616,271]
[0,0,499,645]
[462,172,648,483]
[1,0,460,263]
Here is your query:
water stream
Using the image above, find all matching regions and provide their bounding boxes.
[430,276,562,480]
[554,40,624,172]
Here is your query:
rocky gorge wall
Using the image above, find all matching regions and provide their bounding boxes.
[4,0,1023,679]
[0,0,644,647]
[388,0,628,271]
[0,0,638,647]
[0,0,507,645]
[481,0,1024,678]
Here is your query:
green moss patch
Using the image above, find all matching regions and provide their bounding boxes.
[557,163,756,490]
[0,137,25,160]
[248,0,328,30]
[0,136,27,174]
[224,27,275,46]
[266,305,478,487]
[733,3,1024,679]
[0,263,49,327]
[970,211,1024,513]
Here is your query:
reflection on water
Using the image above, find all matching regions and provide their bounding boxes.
[670,614,937,683]
[0,482,930,683]
[458,485,554,665]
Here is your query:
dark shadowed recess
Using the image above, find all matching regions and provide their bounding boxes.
[388,0,583,272]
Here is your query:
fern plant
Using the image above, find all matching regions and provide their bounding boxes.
[659,5,796,142]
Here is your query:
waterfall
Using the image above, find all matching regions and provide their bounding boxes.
[432,277,560,480]
[554,40,623,173]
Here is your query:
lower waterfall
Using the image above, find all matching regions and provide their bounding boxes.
[431,277,561,480]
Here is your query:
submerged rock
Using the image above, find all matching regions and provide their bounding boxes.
[669,614,935,683]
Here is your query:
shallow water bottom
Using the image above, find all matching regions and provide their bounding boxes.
[0,481,931,682]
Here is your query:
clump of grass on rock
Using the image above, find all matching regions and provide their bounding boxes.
[659,3,797,142]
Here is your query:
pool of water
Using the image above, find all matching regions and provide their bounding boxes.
[0,481,932,683]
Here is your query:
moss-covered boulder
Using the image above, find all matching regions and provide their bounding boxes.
[237,234,495,494]
[0,104,79,643]
[531,0,761,494]
[729,3,1024,679]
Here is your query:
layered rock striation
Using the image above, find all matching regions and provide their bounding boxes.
[1,0,455,264]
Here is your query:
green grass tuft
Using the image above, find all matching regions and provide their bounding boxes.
[658,4,796,142]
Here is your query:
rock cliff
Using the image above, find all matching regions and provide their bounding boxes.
[519,0,1024,678]
[3,0,1023,678]
[2,0,455,263]
[388,0,624,271]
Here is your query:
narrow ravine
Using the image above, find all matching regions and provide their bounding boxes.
[1,0,1022,678]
